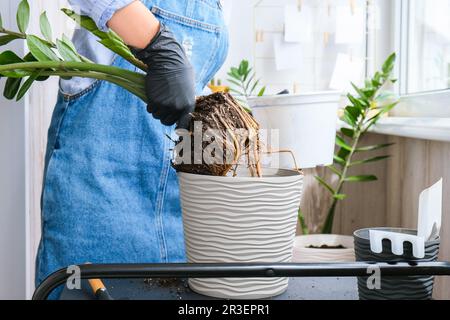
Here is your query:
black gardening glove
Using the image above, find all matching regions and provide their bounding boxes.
[133,23,196,128]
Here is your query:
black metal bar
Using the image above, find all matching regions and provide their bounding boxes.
[32,261,450,300]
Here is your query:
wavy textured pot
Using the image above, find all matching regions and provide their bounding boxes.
[178,168,303,299]
[292,234,355,263]
[354,228,440,300]
[247,92,340,169]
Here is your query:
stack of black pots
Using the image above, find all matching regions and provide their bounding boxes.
[354,227,440,300]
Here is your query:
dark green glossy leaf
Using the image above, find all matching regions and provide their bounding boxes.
[347,93,363,109]
[346,106,362,120]
[341,127,354,138]
[39,12,53,42]
[16,0,30,33]
[0,35,22,46]
[3,77,22,100]
[26,35,59,61]
[0,50,23,65]
[16,71,42,100]
[315,176,335,194]
[56,39,81,62]
[345,175,378,182]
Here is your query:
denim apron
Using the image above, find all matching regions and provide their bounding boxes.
[36,0,228,289]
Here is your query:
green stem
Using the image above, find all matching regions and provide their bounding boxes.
[298,208,309,235]
[0,28,26,39]
[0,61,145,85]
[39,70,146,102]
[321,117,364,234]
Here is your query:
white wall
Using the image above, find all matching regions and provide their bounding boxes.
[0,0,27,300]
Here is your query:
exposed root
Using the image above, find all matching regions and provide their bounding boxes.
[172,92,262,177]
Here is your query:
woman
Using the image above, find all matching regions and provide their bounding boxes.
[36,0,228,289]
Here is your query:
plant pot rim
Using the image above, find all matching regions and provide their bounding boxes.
[247,91,342,108]
[177,167,303,181]
[353,227,440,244]
[294,234,355,251]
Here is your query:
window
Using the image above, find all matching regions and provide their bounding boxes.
[400,0,450,94]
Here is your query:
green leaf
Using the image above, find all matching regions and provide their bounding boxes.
[345,175,378,182]
[346,106,362,121]
[3,77,22,100]
[16,0,30,33]
[229,88,244,96]
[327,165,342,177]
[350,155,390,166]
[347,93,363,109]
[61,34,77,53]
[0,51,28,77]
[342,110,356,126]
[62,8,98,33]
[227,78,242,88]
[56,39,81,62]
[382,53,396,75]
[333,194,347,200]
[39,12,53,43]
[0,35,22,46]
[335,136,352,151]
[16,71,42,100]
[250,79,260,94]
[315,176,336,194]
[355,143,394,152]
[333,155,346,166]
[26,35,60,62]
[351,82,367,99]
[337,147,350,160]
[239,60,249,75]
[257,86,266,97]
[0,50,23,65]
[341,127,354,138]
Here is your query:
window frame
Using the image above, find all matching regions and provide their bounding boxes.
[390,0,450,117]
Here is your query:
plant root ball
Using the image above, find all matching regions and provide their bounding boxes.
[172,92,262,177]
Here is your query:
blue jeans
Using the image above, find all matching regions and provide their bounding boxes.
[36,0,228,291]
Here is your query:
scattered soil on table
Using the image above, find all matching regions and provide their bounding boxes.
[144,278,192,299]
[308,245,347,249]
[172,92,262,177]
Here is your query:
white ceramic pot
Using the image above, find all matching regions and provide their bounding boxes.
[292,234,355,263]
[178,168,303,299]
[247,92,341,169]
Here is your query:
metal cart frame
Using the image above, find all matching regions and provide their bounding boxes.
[33,261,450,300]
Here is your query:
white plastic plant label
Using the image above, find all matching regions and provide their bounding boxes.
[418,179,443,241]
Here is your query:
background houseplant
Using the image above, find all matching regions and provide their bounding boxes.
[293,53,399,262]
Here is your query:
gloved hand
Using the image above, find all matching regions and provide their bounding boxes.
[133,23,196,128]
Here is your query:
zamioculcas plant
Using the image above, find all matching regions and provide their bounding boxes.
[0,0,147,101]
[313,53,398,234]
[227,60,266,100]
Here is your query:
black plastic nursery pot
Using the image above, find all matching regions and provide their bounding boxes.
[353,227,440,300]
